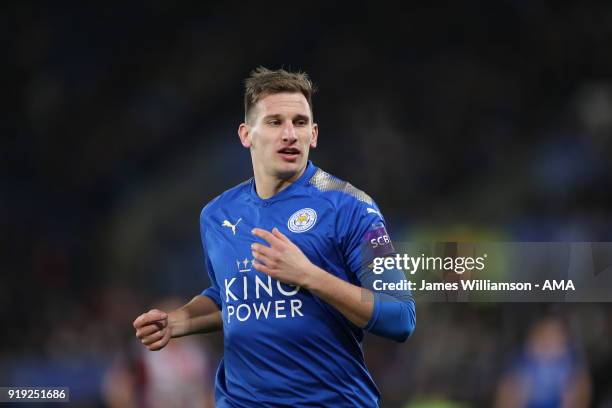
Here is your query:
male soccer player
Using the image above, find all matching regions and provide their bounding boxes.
[133,67,416,407]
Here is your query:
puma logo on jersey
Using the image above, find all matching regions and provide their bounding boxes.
[222,218,242,235]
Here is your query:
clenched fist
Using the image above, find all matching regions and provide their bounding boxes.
[133,309,172,351]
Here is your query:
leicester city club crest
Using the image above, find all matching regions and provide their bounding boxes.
[288,208,317,233]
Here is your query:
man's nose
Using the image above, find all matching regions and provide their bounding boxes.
[282,122,297,142]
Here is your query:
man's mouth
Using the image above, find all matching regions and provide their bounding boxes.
[277,147,300,161]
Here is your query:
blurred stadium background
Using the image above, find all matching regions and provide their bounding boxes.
[3,2,612,407]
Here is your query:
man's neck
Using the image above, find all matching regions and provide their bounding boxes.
[253,165,307,199]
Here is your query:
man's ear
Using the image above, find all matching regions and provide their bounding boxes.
[310,123,319,148]
[238,123,251,148]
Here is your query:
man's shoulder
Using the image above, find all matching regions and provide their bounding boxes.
[308,165,387,237]
[200,178,252,219]
[308,166,375,208]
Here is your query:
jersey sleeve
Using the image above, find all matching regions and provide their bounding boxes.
[338,198,396,275]
[199,210,222,309]
[338,197,416,342]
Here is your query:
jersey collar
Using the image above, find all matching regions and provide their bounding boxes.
[249,161,317,206]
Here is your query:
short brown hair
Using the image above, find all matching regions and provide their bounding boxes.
[244,67,315,123]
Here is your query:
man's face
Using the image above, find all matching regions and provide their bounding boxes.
[239,92,318,180]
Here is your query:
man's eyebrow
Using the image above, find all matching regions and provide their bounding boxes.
[263,114,283,121]
[293,114,311,122]
[262,113,311,122]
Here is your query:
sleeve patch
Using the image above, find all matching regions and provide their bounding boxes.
[363,222,395,258]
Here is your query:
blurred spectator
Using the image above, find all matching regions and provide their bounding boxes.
[494,317,591,408]
[102,298,215,408]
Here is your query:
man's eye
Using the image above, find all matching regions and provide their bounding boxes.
[269,120,281,126]
[295,120,307,126]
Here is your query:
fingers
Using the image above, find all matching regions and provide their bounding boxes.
[272,227,289,242]
[252,249,273,270]
[251,227,293,270]
[134,313,171,351]
[252,239,287,270]
[141,328,166,346]
[252,228,283,247]
[133,309,167,329]
[133,309,171,351]
[251,242,274,258]
[148,328,172,351]
[135,322,165,339]
[252,260,273,277]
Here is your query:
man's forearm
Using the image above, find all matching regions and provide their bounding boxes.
[168,295,222,338]
[304,264,374,328]
[303,264,416,342]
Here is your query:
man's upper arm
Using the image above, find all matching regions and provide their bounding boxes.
[339,198,416,342]
[338,198,395,278]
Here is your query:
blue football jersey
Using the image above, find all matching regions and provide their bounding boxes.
[200,161,399,407]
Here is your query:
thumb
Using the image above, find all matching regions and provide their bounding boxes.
[134,309,167,328]
[147,309,168,321]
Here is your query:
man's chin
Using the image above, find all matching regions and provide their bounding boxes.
[274,161,306,181]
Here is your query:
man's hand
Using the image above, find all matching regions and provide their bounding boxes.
[133,309,172,351]
[252,227,375,329]
[251,227,320,289]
